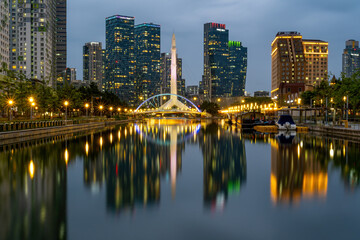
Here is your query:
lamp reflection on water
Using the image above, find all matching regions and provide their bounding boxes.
[85,142,89,156]
[64,149,69,165]
[29,160,35,179]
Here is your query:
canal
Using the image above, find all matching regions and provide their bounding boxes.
[0,119,359,239]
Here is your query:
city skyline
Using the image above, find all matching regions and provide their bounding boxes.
[67,0,360,94]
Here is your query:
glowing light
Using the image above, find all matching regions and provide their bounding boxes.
[65,149,69,164]
[100,137,103,147]
[330,143,334,158]
[8,99,14,106]
[64,101,69,106]
[85,142,89,155]
[29,97,34,103]
[29,160,35,179]
[85,103,89,108]
[99,105,103,110]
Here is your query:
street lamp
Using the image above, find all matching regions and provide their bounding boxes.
[8,99,14,121]
[64,101,69,121]
[29,97,35,120]
[109,107,113,117]
[99,105,103,117]
[343,95,348,121]
[85,103,89,117]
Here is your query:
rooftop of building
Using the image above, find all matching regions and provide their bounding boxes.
[106,15,134,21]
[276,31,301,36]
[303,39,328,43]
[135,23,160,28]
[206,22,226,29]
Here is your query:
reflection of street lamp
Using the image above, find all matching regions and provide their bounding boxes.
[64,101,69,121]
[8,99,14,121]
[99,105,103,117]
[85,103,89,117]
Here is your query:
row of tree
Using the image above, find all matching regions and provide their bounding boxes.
[301,71,360,117]
[0,63,128,118]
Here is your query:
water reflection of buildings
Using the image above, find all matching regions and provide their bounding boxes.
[199,122,247,211]
[0,146,67,240]
[270,133,328,204]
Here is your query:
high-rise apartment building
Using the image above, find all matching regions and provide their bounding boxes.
[203,23,229,100]
[342,40,360,78]
[303,39,328,91]
[271,32,328,102]
[228,41,247,97]
[63,67,76,85]
[160,52,185,96]
[0,0,9,70]
[9,0,57,85]
[271,32,306,102]
[83,42,103,89]
[56,0,66,77]
[134,23,160,100]
[104,15,135,105]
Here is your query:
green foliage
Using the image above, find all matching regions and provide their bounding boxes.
[200,101,220,116]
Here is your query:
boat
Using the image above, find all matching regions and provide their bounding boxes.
[276,115,296,131]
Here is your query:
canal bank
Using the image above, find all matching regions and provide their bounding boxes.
[308,125,360,141]
[0,119,134,144]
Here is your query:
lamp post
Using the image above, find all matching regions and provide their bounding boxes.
[109,107,113,117]
[29,97,34,120]
[343,96,348,121]
[85,103,89,117]
[99,105,103,117]
[64,101,69,121]
[8,99,14,121]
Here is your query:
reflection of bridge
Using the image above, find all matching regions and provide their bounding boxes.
[134,93,202,115]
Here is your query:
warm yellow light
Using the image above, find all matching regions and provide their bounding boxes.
[64,149,69,164]
[85,142,89,156]
[8,99,14,105]
[64,101,69,106]
[85,103,89,108]
[29,160,35,179]
[31,102,35,107]
[100,137,103,147]
[109,107,113,111]
[163,96,166,100]
[117,108,121,111]
[298,98,302,104]
[124,108,128,112]
[217,98,221,102]
[330,98,334,103]
[193,97,197,101]
[29,97,34,103]
[99,105,103,110]
[343,96,347,102]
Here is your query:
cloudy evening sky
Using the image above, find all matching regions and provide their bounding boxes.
[68,0,360,94]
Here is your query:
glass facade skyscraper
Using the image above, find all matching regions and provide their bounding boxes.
[56,0,67,78]
[203,23,229,100]
[160,52,185,96]
[134,23,161,101]
[342,40,360,78]
[229,41,247,97]
[105,15,135,105]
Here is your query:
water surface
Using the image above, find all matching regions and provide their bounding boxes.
[1,120,359,239]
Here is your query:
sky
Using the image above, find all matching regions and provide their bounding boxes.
[68,0,360,94]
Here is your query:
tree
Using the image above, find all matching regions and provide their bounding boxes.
[200,101,220,116]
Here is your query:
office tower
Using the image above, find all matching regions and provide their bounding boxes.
[342,40,360,78]
[56,0,66,77]
[9,0,57,85]
[83,42,103,89]
[104,15,135,105]
[160,52,185,96]
[254,91,269,97]
[0,0,9,70]
[271,32,306,102]
[203,23,229,101]
[63,67,76,85]
[101,49,106,91]
[303,39,328,90]
[134,23,160,100]
[228,41,247,96]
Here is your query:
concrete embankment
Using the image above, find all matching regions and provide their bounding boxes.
[308,125,360,141]
[0,120,133,144]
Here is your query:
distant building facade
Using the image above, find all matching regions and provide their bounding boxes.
[303,39,328,91]
[83,42,103,89]
[254,91,269,97]
[63,67,76,85]
[104,15,135,105]
[202,23,247,101]
[134,23,161,101]
[186,85,199,96]
[0,0,9,70]
[228,41,247,96]
[56,0,67,77]
[342,40,360,78]
[9,0,57,85]
[160,52,185,96]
